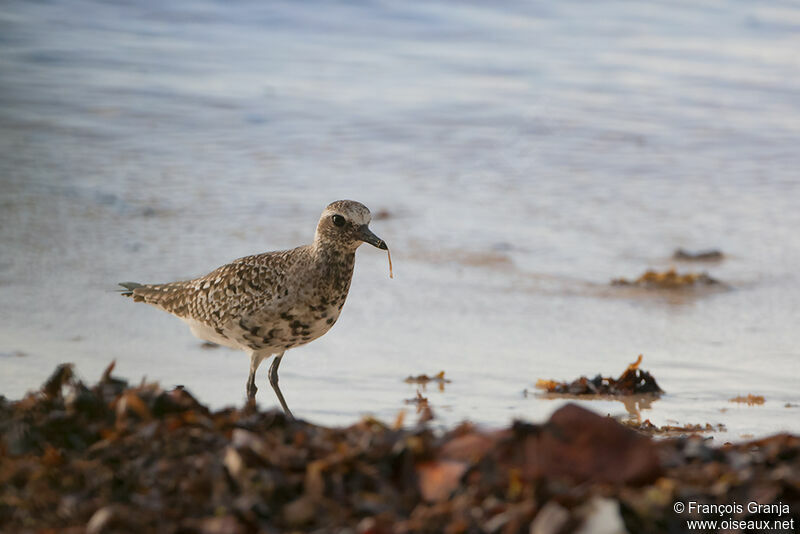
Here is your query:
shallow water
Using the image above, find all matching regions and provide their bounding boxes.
[1,0,799,440]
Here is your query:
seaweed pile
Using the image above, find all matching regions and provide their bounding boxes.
[612,268,721,289]
[623,419,727,436]
[404,371,451,392]
[729,394,766,406]
[1,364,798,533]
[536,355,663,396]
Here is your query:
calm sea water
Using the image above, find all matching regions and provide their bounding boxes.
[2,0,799,439]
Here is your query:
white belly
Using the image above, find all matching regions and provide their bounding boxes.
[182,318,243,350]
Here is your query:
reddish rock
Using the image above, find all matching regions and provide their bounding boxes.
[498,404,662,485]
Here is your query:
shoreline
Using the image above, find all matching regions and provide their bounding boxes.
[1,364,798,533]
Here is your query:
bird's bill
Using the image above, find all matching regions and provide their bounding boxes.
[358,225,388,250]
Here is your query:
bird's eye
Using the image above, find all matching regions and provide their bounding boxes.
[332,214,346,227]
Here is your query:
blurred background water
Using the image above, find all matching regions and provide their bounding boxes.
[1,0,799,439]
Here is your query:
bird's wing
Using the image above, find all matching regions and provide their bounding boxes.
[122,248,303,329]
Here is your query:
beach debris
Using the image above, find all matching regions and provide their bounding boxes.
[1,364,798,533]
[42,363,75,399]
[536,355,663,396]
[623,419,727,436]
[405,391,435,423]
[572,497,627,534]
[404,370,451,391]
[729,394,766,405]
[673,248,724,261]
[404,370,450,384]
[416,460,469,502]
[611,268,720,289]
[392,409,406,429]
[530,501,569,534]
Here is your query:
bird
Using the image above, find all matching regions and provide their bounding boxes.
[120,200,389,419]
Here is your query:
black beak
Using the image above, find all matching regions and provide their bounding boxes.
[358,225,388,250]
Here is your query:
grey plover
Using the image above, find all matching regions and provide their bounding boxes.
[120,200,389,419]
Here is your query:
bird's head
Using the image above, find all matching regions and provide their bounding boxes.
[315,200,388,252]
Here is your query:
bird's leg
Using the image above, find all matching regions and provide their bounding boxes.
[268,352,294,420]
[246,352,265,401]
[246,374,257,400]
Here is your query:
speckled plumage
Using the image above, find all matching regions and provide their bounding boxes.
[121,200,388,418]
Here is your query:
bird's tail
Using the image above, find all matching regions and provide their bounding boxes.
[118,281,144,297]
[118,280,191,311]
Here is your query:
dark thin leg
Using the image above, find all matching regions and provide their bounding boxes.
[268,352,294,420]
[246,352,264,401]
[246,373,257,400]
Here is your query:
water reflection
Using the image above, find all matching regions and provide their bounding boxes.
[536,392,661,423]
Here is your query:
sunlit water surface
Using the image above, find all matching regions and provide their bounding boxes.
[2,0,799,440]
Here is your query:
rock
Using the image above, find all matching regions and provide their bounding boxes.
[501,404,662,485]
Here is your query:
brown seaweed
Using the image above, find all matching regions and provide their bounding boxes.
[1,364,798,534]
[612,268,721,289]
[536,355,663,396]
[729,394,766,405]
[404,371,451,392]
